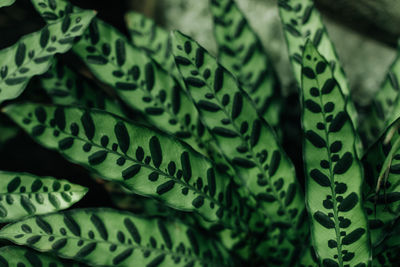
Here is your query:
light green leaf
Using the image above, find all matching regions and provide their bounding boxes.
[30,0,79,22]
[0,0,15,8]
[0,245,83,266]
[0,170,87,223]
[210,0,281,127]
[359,44,400,147]
[4,103,252,229]
[0,208,232,267]
[171,30,306,264]
[278,0,362,158]
[41,58,126,117]
[301,41,370,266]
[124,11,181,81]
[0,10,95,104]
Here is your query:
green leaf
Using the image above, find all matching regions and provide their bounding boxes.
[171,30,307,263]
[301,41,370,266]
[210,0,281,127]
[4,103,252,229]
[0,0,15,8]
[31,0,79,22]
[0,245,83,266]
[41,58,126,117]
[0,208,232,267]
[359,45,400,146]
[278,0,362,158]
[124,11,181,81]
[0,170,87,223]
[0,10,95,104]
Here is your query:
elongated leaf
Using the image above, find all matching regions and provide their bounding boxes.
[362,119,400,246]
[0,246,84,266]
[0,170,87,223]
[41,58,125,117]
[278,0,362,158]
[301,41,370,266]
[0,0,15,8]
[360,46,400,146]
[125,11,181,81]
[31,0,79,22]
[4,103,252,229]
[0,10,95,103]
[171,31,306,264]
[210,0,281,127]
[0,208,232,267]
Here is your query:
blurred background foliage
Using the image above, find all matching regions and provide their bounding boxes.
[0,0,398,210]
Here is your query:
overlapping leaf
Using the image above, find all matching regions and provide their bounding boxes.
[125,11,181,81]
[0,208,232,267]
[171,31,306,264]
[0,10,95,103]
[30,0,78,22]
[210,0,281,127]
[4,103,253,229]
[0,0,15,8]
[41,58,125,117]
[0,170,87,222]
[301,41,370,266]
[278,0,362,157]
[0,246,83,266]
[360,45,400,147]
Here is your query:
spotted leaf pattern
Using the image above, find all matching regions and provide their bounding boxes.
[4,103,253,229]
[41,58,125,117]
[0,170,87,223]
[360,46,400,147]
[0,10,95,103]
[125,11,181,81]
[0,0,15,8]
[301,41,370,266]
[30,0,79,22]
[0,246,83,267]
[0,208,232,267]
[278,0,362,158]
[210,0,281,127]
[362,119,400,247]
[171,31,307,264]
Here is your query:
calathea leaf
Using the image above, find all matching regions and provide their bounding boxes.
[0,10,95,104]
[4,103,252,229]
[0,0,15,8]
[0,170,87,223]
[278,0,362,158]
[124,11,181,81]
[359,45,400,147]
[0,246,83,267]
[209,0,282,128]
[301,41,370,266]
[0,208,232,267]
[171,31,306,263]
[30,0,79,22]
[41,58,126,117]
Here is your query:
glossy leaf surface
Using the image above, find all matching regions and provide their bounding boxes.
[301,41,370,266]
[210,0,281,127]
[0,170,87,223]
[0,10,95,103]
[4,103,250,228]
[0,208,231,267]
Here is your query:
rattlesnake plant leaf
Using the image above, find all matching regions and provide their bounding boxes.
[41,58,125,117]
[4,103,252,229]
[209,0,281,127]
[171,31,306,263]
[362,119,400,247]
[278,0,362,158]
[360,45,400,147]
[0,208,232,267]
[124,11,181,81]
[301,41,370,266]
[0,246,84,266]
[0,170,87,223]
[30,0,79,22]
[0,0,15,8]
[0,10,95,104]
